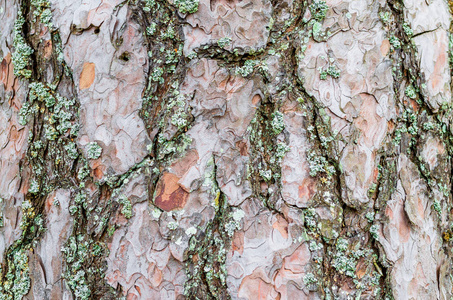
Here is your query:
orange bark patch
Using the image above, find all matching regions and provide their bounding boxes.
[232,231,244,254]
[272,215,288,239]
[90,159,105,180]
[45,191,56,213]
[409,99,419,112]
[387,120,395,132]
[239,273,280,300]
[154,172,189,211]
[80,62,96,89]
[170,149,198,177]
[431,41,446,90]
[0,53,15,91]
[236,140,248,156]
[355,259,367,279]
[43,39,53,59]
[298,177,316,201]
[283,243,310,273]
[150,267,163,287]
[93,166,105,179]
[380,39,390,56]
[252,94,261,105]
[372,167,379,181]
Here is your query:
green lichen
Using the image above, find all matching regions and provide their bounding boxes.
[118,195,132,219]
[64,142,79,159]
[405,85,417,99]
[167,221,178,230]
[151,67,164,83]
[174,0,199,14]
[0,200,45,299]
[270,111,285,135]
[309,0,329,22]
[365,211,375,223]
[369,224,379,239]
[259,169,272,182]
[30,0,53,27]
[86,142,102,160]
[273,142,290,163]
[307,150,336,178]
[331,238,360,278]
[433,200,442,217]
[28,180,40,194]
[169,93,189,130]
[379,11,390,24]
[312,21,323,38]
[235,60,259,77]
[217,37,232,48]
[12,10,33,79]
[29,82,55,107]
[0,248,31,300]
[224,209,245,237]
[320,65,340,80]
[185,227,197,236]
[402,23,413,37]
[61,236,91,300]
[303,273,318,287]
[146,23,157,36]
[389,35,401,49]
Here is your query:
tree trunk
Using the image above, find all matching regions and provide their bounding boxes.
[0,0,452,299]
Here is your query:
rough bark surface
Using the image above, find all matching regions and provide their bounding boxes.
[1,0,453,299]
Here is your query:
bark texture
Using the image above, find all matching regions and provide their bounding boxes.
[0,0,453,299]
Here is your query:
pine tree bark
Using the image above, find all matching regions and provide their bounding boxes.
[0,0,452,299]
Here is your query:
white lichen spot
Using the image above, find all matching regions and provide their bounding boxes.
[152,208,162,219]
[232,209,245,222]
[185,227,197,236]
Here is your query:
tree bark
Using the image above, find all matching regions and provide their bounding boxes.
[0,0,452,299]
